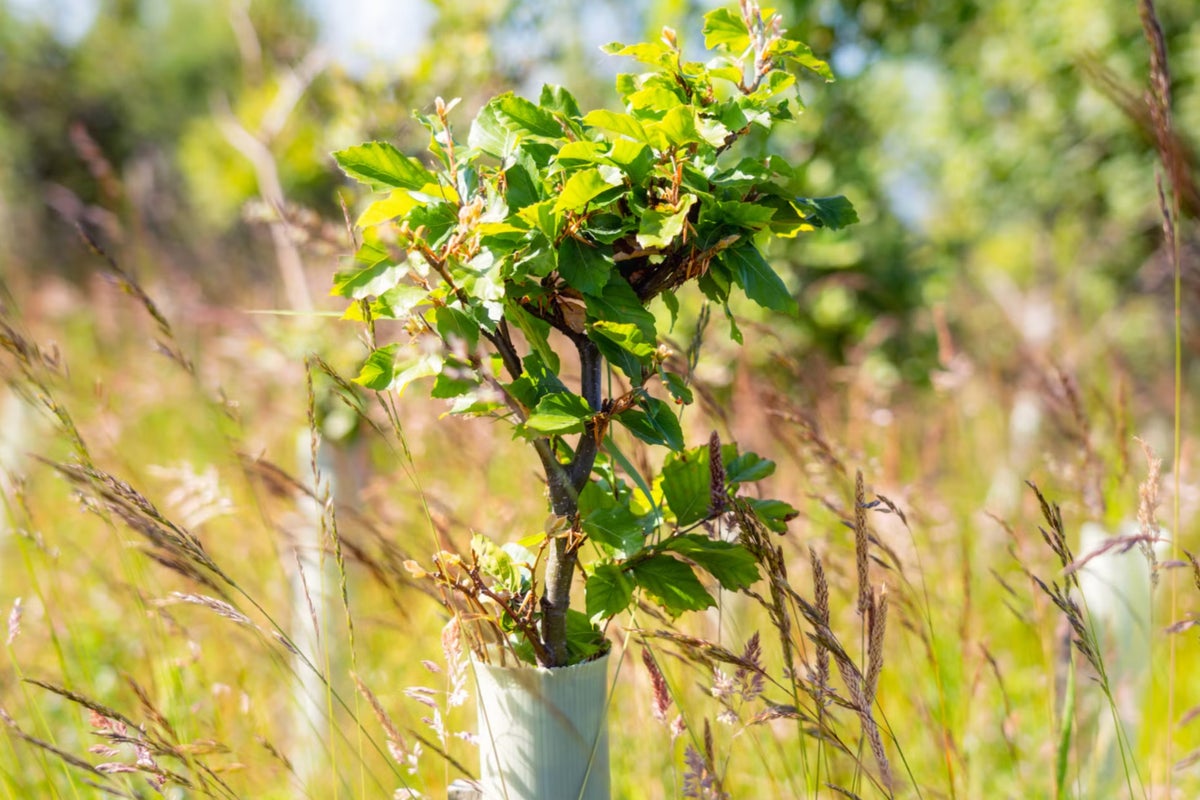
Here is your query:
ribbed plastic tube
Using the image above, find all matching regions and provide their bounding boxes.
[474,654,610,800]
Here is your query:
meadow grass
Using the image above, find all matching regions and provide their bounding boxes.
[1,232,1195,798]
[2,2,1197,795]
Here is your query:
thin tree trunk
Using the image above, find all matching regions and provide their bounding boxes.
[538,339,602,666]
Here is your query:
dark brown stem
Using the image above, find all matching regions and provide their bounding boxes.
[538,337,604,666]
[467,567,552,666]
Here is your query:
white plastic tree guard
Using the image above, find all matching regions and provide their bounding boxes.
[474,653,611,800]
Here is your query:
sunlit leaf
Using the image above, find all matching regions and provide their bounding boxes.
[722,241,797,314]
[539,84,582,119]
[468,100,519,160]
[794,195,859,230]
[334,141,435,192]
[364,284,427,320]
[354,344,400,391]
[661,534,759,591]
[496,92,564,139]
[661,446,713,526]
[355,191,419,227]
[774,38,835,82]
[354,347,442,395]
[553,167,622,213]
[582,506,646,554]
[637,194,696,249]
[582,109,648,142]
[434,306,480,350]
[632,555,714,616]
[601,40,675,69]
[702,7,750,53]
[332,241,404,299]
[606,138,653,182]
[524,391,595,435]
[390,353,443,395]
[586,563,634,620]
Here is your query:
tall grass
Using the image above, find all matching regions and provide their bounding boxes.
[2,225,1196,797]
[2,6,1197,799]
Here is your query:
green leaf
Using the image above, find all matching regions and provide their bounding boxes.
[582,109,647,142]
[334,142,435,192]
[555,140,609,165]
[408,202,459,247]
[431,372,478,400]
[710,158,770,187]
[661,534,760,591]
[584,277,656,337]
[646,106,702,150]
[565,610,606,663]
[354,347,442,395]
[496,92,564,139]
[748,498,800,533]
[590,320,656,361]
[468,100,519,160]
[356,190,419,227]
[617,397,684,451]
[722,242,797,314]
[584,213,630,245]
[698,256,731,303]
[632,555,715,616]
[539,84,582,119]
[794,196,858,230]
[446,390,506,417]
[661,448,711,527]
[582,505,646,554]
[696,114,732,147]
[354,344,400,391]
[726,451,775,484]
[661,371,693,405]
[607,138,653,183]
[505,301,559,375]
[702,7,750,53]
[553,168,622,213]
[524,392,594,435]
[586,563,635,621]
[724,302,743,344]
[434,306,479,350]
[660,290,680,330]
[708,200,775,231]
[628,85,685,113]
[390,353,443,395]
[333,241,403,299]
[557,236,613,295]
[601,40,675,69]
[474,535,528,592]
[504,162,540,211]
[516,201,562,241]
[637,194,696,249]
[369,284,427,319]
[506,350,567,409]
[588,321,652,383]
[332,258,404,300]
[775,38,835,82]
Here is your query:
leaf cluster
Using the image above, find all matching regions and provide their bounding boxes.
[332,4,852,665]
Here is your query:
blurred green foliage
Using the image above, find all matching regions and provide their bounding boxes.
[0,0,1195,362]
[778,0,1199,378]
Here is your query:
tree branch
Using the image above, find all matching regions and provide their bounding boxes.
[568,338,602,489]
